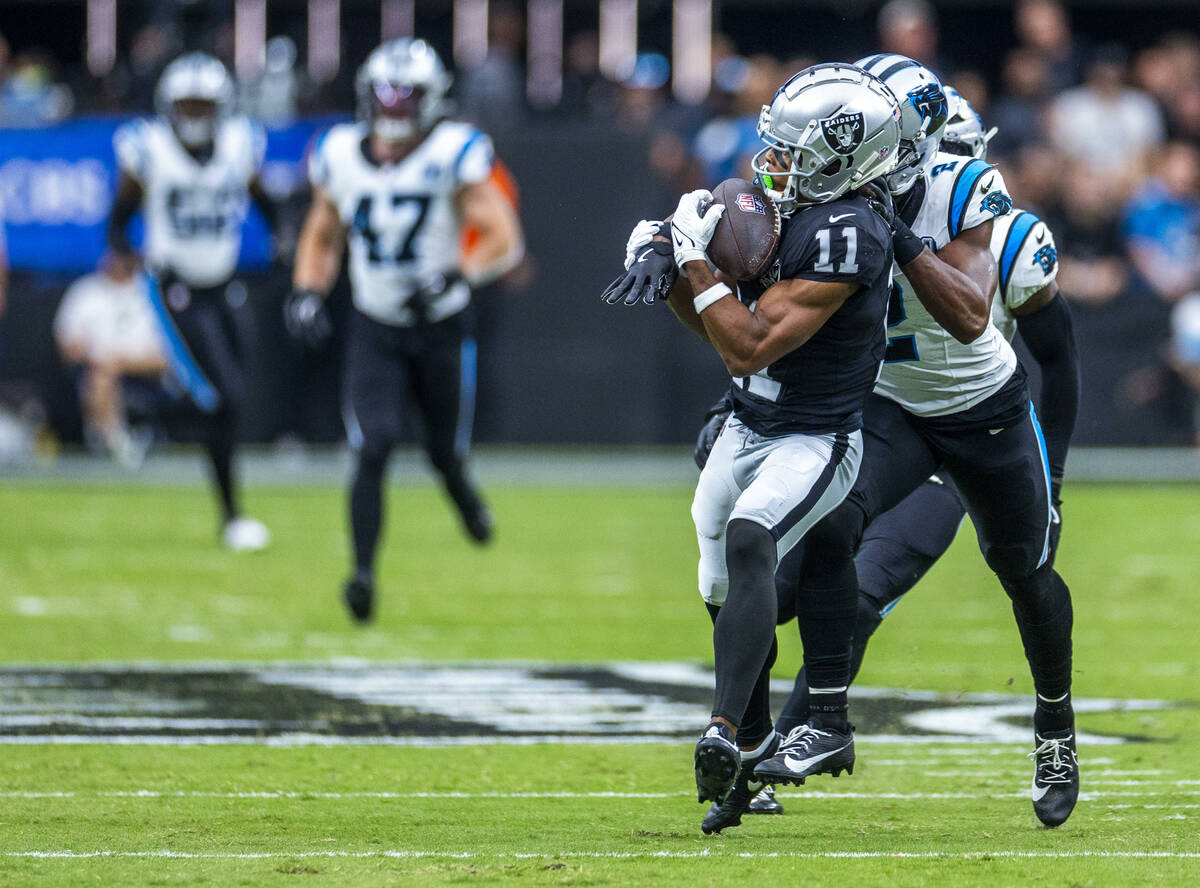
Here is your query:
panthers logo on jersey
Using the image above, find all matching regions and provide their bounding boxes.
[1033,243,1058,274]
[982,190,1013,216]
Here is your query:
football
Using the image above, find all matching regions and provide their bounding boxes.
[706,178,782,281]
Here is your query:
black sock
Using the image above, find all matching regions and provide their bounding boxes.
[807,694,848,732]
[710,520,779,728]
[350,448,390,577]
[1034,692,1074,735]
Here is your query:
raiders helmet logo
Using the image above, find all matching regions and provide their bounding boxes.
[820,111,865,155]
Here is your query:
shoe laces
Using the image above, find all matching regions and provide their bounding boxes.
[1029,734,1077,783]
[779,724,831,754]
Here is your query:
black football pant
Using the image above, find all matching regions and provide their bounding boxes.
[148,273,247,524]
[780,372,1073,727]
[343,308,484,577]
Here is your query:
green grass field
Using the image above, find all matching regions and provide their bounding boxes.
[0,475,1197,885]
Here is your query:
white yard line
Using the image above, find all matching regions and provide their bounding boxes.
[1,789,1198,801]
[4,850,1200,860]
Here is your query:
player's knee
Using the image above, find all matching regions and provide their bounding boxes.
[724,518,775,576]
[985,542,1041,587]
[356,439,392,471]
[427,444,462,478]
[803,502,866,570]
[856,592,884,638]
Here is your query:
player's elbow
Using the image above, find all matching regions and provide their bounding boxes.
[953,313,989,344]
[722,353,762,378]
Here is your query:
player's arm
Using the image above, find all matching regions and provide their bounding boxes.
[681,260,856,376]
[293,185,345,295]
[455,179,523,286]
[1013,281,1079,500]
[107,173,145,260]
[248,175,279,237]
[895,219,995,343]
[286,185,344,348]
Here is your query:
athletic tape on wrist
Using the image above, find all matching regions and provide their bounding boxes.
[693,282,732,314]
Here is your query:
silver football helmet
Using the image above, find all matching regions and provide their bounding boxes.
[155,52,234,148]
[941,85,997,160]
[356,39,452,141]
[854,54,948,194]
[750,63,902,216]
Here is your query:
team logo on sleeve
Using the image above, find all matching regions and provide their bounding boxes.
[736,192,768,216]
[1033,244,1058,273]
[981,191,1013,216]
[820,112,865,155]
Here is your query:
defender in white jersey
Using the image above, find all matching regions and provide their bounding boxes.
[290,39,523,624]
[108,52,275,552]
[772,58,1081,828]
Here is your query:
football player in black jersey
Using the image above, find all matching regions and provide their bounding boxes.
[605,64,902,833]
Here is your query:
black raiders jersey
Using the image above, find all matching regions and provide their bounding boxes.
[729,193,893,436]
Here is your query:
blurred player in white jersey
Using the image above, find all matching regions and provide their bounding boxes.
[289,39,523,623]
[108,52,276,551]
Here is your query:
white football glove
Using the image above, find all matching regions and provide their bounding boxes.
[624,219,664,270]
[671,189,724,268]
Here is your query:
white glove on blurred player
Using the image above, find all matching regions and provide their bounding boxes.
[671,190,724,268]
[624,219,664,270]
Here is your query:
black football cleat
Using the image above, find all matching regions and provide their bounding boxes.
[694,722,740,805]
[342,574,375,623]
[747,784,784,815]
[753,722,855,786]
[464,505,494,544]
[701,732,781,834]
[1030,729,1079,827]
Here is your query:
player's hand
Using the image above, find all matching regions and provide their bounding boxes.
[693,395,733,470]
[601,239,678,306]
[1047,495,1063,567]
[284,288,333,349]
[409,271,465,322]
[671,189,724,268]
[859,179,895,230]
[624,219,664,270]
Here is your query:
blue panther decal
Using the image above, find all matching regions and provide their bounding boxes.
[982,191,1013,216]
[1033,244,1058,274]
[906,83,948,133]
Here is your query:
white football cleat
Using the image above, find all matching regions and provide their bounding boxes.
[222,516,271,552]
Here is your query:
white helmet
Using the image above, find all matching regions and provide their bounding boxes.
[155,52,233,148]
[941,85,997,160]
[854,53,948,194]
[356,39,452,141]
[750,63,902,216]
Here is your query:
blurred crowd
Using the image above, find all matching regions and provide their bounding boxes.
[1,0,1198,446]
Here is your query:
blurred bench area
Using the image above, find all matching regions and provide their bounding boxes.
[1,0,1199,456]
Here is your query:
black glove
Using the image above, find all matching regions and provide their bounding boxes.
[284,288,333,349]
[693,394,734,471]
[601,238,678,306]
[1047,487,1063,568]
[858,179,895,229]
